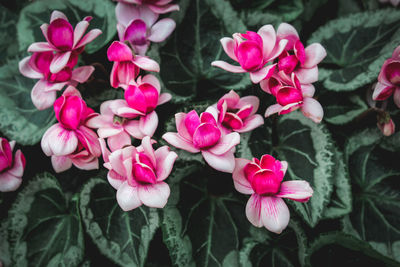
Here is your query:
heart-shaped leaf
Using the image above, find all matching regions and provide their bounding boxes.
[0,8,19,63]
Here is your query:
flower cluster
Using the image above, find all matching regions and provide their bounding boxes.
[0,137,25,192]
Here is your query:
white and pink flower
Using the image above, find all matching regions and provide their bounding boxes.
[114,0,179,14]
[162,109,240,173]
[211,25,288,84]
[116,3,176,55]
[100,136,177,211]
[377,112,395,136]
[27,10,101,74]
[0,138,25,192]
[233,154,313,233]
[107,41,160,88]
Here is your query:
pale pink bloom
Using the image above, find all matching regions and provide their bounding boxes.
[261,71,324,123]
[116,3,176,55]
[379,0,400,6]
[211,25,288,84]
[41,87,101,172]
[162,109,240,173]
[207,90,264,134]
[276,23,326,85]
[100,136,177,211]
[373,46,400,108]
[114,0,179,14]
[377,113,395,136]
[107,41,160,88]
[19,51,94,110]
[0,138,25,192]
[27,10,102,74]
[233,155,313,233]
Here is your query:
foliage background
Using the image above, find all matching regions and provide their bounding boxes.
[1,0,400,266]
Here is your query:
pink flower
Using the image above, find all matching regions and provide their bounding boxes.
[211,24,288,84]
[0,138,25,192]
[100,136,177,211]
[276,23,326,84]
[373,46,400,107]
[233,155,313,233]
[261,71,324,123]
[27,10,102,74]
[41,87,101,172]
[377,112,395,136]
[162,109,240,173]
[207,90,264,134]
[19,51,94,110]
[116,3,176,55]
[114,0,179,14]
[107,41,160,88]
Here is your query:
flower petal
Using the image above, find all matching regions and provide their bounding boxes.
[232,158,254,194]
[148,18,176,42]
[132,55,160,72]
[155,146,178,181]
[301,97,324,123]
[162,132,200,153]
[116,181,142,211]
[236,114,264,133]
[0,172,22,192]
[107,41,133,62]
[303,43,327,68]
[50,51,72,73]
[31,80,59,110]
[394,88,400,108]
[139,111,158,137]
[276,180,313,202]
[27,42,54,52]
[211,61,246,73]
[265,104,283,117]
[51,155,72,173]
[249,64,276,84]
[260,196,290,234]
[71,66,95,83]
[201,150,235,173]
[108,132,131,151]
[41,124,78,156]
[220,37,237,61]
[207,132,240,155]
[19,56,43,79]
[138,182,170,208]
[75,29,102,49]
[295,66,318,84]
[257,24,277,57]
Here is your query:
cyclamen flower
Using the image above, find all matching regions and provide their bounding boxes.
[207,90,264,134]
[233,155,313,233]
[100,136,177,211]
[19,51,94,110]
[276,23,326,85]
[211,25,287,84]
[377,112,395,136]
[373,46,400,107]
[108,41,160,88]
[41,86,101,172]
[162,109,240,173]
[261,71,324,123]
[114,0,179,14]
[0,138,25,192]
[116,3,176,55]
[28,10,102,73]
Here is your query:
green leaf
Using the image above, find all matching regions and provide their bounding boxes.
[0,58,56,145]
[79,178,159,267]
[0,8,19,63]
[6,172,84,267]
[17,0,116,54]
[309,9,400,91]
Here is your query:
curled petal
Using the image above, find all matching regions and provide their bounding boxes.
[303,43,327,68]
[71,66,95,83]
[27,42,54,52]
[139,111,158,137]
[132,55,160,72]
[148,18,176,42]
[301,97,324,123]
[162,132,200,153]
[249,64,276,84]
[236,114,264,133]
[31,80,60,110]
[276,180,313,202]
[155,146,178,181]
[50,51,72,74]
[41,124,78,156]
[257,24,276,57]
[202,150,235,173]
[75,29,102,49]
[372,82,395,101]
[220,37,237,61]
[211,61,246,73]
[19,56,43,79]
[265,104,283,117]
[107,41,133,62]
[0,172,22,192]
[232,158,254,194]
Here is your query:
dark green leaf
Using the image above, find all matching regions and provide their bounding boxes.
[0,8,19,63]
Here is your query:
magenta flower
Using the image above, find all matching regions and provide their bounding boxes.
[211,25,288,84]
[107,41,160,88]
[41,87,101,172]
[0,138,25,192]
[27,10,102,74]
[261,71,324,123]
[233,155,313,233]
[162,109,240,173]
[373,46,400,107]
[276,23,326,85]
[100,136,177,211]
[114,0,179,14]
[116,3,176,55]
[19,51,94,110]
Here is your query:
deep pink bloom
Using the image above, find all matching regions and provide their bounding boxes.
[0,138,25,192]
[233,155,313,233]
[27,11,102,74]
[114,0,179,14]
[276,23,326,84]
[261,71,324,123]
[107,41,160,88]
[19,52,94,110]
[41,87,101,172]
[373,46,400,108]
[100,136,177,211]
[211,25,288,84]
[116,3,176,55]
[162,108,240,173]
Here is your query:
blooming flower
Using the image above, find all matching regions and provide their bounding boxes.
[107,41,160,88]
[373,46,400,107]
[261,71,324,123]
[19,51,94,110]
[211,25,287,84]
[0,138,25,192]
[27,10,102,73]
[276,23,326,85]
[41,86,101,172]
[100,136,177,211]
[162,108,240,173]
[114,0,179,14]
[233,155,313,233]
[116,3,176,55]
